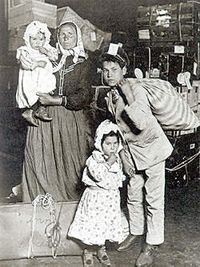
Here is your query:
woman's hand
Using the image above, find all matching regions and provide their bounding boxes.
[37,93,62,106]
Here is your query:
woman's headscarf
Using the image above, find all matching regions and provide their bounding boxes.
[56,21,86,68]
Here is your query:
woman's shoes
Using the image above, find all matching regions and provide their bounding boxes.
[83,249,94,267]
[96,246,111,266]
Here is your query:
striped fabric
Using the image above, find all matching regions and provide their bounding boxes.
[128,78,200,130]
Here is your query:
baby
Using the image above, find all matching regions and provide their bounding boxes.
[16,21,58,126]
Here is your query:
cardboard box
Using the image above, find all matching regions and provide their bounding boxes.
[8,0,57,30]
[57,6,85,29]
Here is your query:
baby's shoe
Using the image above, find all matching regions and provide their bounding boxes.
[82,249,94,267]
[96,245,111,266]
[22,109,39,127]
[35,106,52,121]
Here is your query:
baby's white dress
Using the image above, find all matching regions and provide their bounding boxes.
[16,45,56,108]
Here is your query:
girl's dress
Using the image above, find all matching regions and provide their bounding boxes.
[68,149,126,245]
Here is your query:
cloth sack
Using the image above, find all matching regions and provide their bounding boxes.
[128,78,200,130]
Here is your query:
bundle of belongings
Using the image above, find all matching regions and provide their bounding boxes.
[127,78,200,130]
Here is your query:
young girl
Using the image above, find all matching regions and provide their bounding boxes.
[16,21,58,126]
[68,119,127,267]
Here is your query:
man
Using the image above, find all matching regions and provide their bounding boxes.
[98,44,173,267]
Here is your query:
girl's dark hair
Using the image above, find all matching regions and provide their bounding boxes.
[99,46,130,68]
[101,130,120,146]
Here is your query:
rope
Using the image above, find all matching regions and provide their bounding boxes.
[166,150,200,172]
[27,193,62,259]
[45,202,63,258]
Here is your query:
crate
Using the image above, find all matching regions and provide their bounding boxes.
[8,0,57,30]
[137,1,200,43]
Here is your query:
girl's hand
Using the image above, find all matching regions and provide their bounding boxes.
[107,153,117,166]
[37,93,62,106]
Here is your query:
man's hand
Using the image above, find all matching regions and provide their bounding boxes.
[119,149,136,177]
[117,79,134,105]
[122,160,136,177]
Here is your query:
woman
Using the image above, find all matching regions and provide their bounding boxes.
[22,21,96,202]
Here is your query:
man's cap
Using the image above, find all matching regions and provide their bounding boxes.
[99,43,130,67]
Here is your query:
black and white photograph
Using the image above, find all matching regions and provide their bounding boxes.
[0,0,200,266]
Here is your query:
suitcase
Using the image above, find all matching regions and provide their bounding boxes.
[0,201,82,260]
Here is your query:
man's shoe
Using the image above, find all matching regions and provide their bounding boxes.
[117,234,138,252]
[135,244,159,267]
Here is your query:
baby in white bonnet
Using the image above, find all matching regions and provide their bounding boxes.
[16,21,58,126]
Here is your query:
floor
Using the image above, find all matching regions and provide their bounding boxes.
[0,109,199,266]
[1,179,200,267]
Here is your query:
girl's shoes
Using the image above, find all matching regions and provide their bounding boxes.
[83,249,94,267]
[96,246,111,266]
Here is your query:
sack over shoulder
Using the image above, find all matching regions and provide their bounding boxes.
[128,78,200,130]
